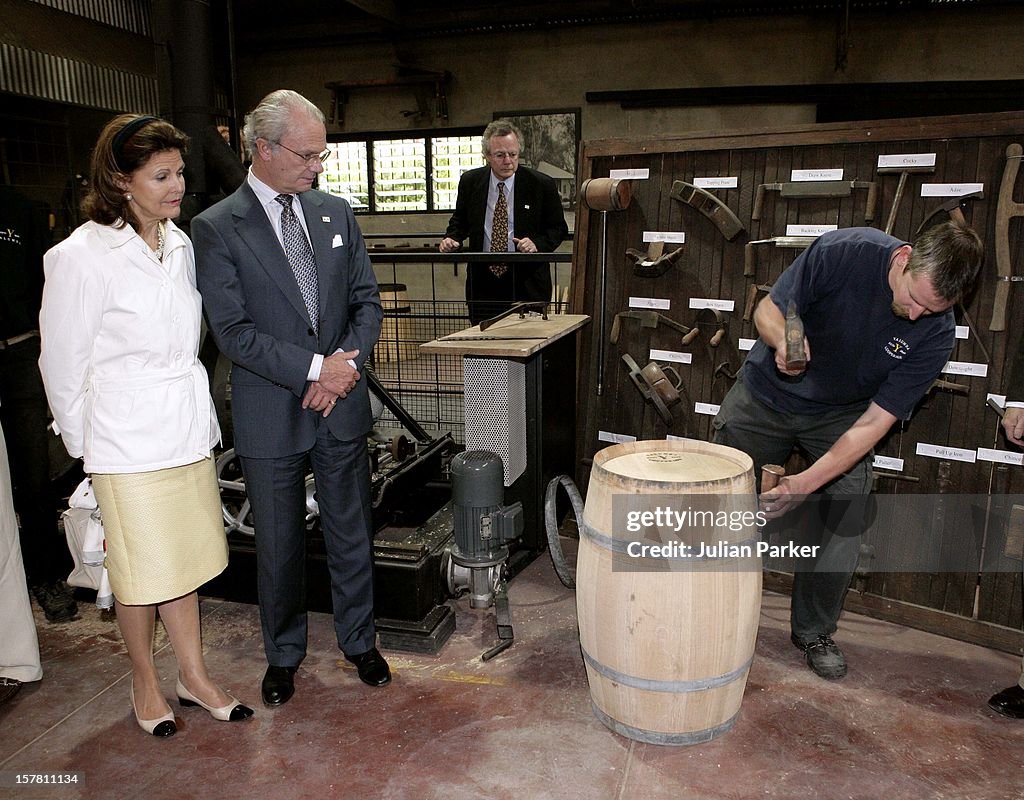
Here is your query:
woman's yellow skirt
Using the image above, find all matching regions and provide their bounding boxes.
[91,457,228,605]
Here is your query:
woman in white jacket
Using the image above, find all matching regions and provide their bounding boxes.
[39,115,253,736]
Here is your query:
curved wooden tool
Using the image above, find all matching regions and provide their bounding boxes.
[744,283,773,321]
[914,191,983,239]
[992,143,1024,332]
[669,180,744,241]
[626,240,685,278]
[610,309,693,346]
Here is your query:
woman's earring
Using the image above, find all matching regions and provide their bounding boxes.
[125,193,133,201]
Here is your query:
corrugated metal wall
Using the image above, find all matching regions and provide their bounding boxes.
[25,0,150,35]
[0,43,157,114]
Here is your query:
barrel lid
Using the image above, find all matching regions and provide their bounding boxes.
[603,451,741,482]
[594,440,753,488]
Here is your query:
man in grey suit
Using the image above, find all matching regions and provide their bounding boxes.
[193,89,389,706]
[440,119,568,325]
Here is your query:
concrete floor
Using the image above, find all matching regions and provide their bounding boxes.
[3,549,1024,800]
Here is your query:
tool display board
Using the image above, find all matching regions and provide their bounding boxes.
[571,111,1024,652]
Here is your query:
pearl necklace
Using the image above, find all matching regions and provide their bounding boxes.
[153,221,166,261]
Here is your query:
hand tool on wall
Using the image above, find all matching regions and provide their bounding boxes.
[744,283,773,321]
[668,180,745,241]
[610,310,694,346]
[625,240,685,278]
[871,470,920,489]
[956,304,991,365]
[877,162,936,235]
[744,235,815,277]
[681,307,728,348]
[784,301,806,371]
[908,191,992,362]
[712,362,738,396]
[926,377,970,396]
[992,143,1024,332]
[751,180,877,222]
[914,191,983,238]
[620,353,686,425]
[580,179,632,396]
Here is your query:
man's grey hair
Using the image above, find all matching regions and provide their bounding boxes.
[242,89,325,158]
[482,119,523,156]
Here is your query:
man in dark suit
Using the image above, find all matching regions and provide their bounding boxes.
[193,89,389,706]
[439,119,568,325]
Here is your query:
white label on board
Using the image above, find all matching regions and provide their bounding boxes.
[609,169,649,180]
[739,338,756,351]
[915,443,977,463]
[628,297,671,310]
[643,231,686,243]
[786,224,836,237]
[943,361,988,378]
[977,448,1024,466]
[791,168,844,181]
[694,402,721,416]
[954,325,969,339]
[688,298,735,312]
[693,177,738,189]
[650,349,692,364]
[920,183,984,197]
[872,455,905,471]
[877,153,937,169]
[598,431,637,444]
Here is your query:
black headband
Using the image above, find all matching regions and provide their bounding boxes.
[111,116,159,172]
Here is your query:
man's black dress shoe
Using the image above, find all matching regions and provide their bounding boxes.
[261,666,296,706]
[345,648,391,687]
[988,684,1024,719]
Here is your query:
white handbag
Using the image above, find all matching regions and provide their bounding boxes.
[62,478,114,609]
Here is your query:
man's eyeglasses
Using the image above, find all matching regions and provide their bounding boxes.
[274,141,331,165]
[490,151,519,161]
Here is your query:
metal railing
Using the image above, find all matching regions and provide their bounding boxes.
[367,249,573,444]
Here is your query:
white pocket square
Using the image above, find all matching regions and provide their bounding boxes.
[332,234,344,248]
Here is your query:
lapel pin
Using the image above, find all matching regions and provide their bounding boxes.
[524,204,531,210]
[322,216,331,222]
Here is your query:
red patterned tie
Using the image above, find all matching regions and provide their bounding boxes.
[490,182,509,278]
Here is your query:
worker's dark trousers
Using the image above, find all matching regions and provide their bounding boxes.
[711,375,871,643]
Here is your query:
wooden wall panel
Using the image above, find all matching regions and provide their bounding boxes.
[571,111,1024,652]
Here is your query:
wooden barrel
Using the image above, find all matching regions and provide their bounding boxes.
[377,283,417,362]
[580,177,632,212]
[577,439,761,745]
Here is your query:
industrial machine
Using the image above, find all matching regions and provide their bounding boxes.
[206,364,545,655]
[443,450,523,659]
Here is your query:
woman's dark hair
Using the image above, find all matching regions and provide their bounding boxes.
[82,114,190,229]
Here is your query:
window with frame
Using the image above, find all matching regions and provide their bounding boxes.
[321,129,482,213]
